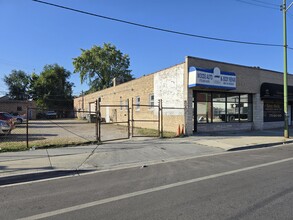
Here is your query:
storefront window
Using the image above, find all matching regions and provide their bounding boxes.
[240,94,252,103]
[227,94,239,102]
[212,93,225,122]
[240,94,253,122]
[212,93,225,102]
[195,92,253,123]
[263,101,283,122]
[197,92,211,102]
[197,92,212,123]
[213,102,226,122]
[226,94,239,122]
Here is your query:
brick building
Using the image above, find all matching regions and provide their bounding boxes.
[74,56,293,135]
[0,96,36,119]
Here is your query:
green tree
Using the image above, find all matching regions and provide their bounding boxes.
[30,64,73,110]
[73,43,133,92]
[4,70,30,100]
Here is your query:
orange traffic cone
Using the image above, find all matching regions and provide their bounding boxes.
[177,124,181,136]
[181,124,185,136]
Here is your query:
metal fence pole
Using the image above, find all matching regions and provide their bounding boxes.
[127,99,130,139]
[158,100,161,137]
[96,98,101,142]
[131,98,134,138]
[160,99,163,138]
[98,99,101,142]
[26,106,29,149]
[184,100,187,136]
[95,100,99,142]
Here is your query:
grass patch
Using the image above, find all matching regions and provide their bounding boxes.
[0,138,98,153]
[0,142,28,152]
[0,123,177,153]
[134,127,177,138]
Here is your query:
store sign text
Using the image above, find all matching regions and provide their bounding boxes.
[189,67,236,90]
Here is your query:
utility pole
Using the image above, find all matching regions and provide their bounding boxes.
[281,0,293,138]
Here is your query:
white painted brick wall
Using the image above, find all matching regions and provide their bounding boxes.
[154,65,184,115]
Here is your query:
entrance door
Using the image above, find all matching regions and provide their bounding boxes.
[289,105,292,126]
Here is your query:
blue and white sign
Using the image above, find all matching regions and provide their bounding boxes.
[188,66,236,90]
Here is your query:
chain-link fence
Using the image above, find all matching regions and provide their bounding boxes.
[0,100,187,152]
[161,106,186,137]
[0,108,99,152]
[0,114,28,152]
[131,102,161,137]
[99,102,130,142]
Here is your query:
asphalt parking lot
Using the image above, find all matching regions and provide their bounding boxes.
[0,119,130,149]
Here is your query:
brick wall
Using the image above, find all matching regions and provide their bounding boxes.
[186,56,293,132]
[74,56,293,135]
[74,63,185,133]
[154,63,185,132]
[0,100,36,119]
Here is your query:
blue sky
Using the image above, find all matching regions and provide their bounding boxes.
[0,0,292,96]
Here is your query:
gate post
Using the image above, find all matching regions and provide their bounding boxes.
[160,99,163,138]
[96,98,101,142]
[127,99,130,139]
[131,98,134,138]
[26,106,29,149]
[158,100,161,137]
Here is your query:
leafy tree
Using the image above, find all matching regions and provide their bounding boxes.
[73,43,133,92]
[4,70,30,100]
[30,64,73,110]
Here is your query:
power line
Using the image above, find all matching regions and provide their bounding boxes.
[235,0,293,21]
[235,0,293,19]
[32,0,288,49]
[235,0,280,10]
[249,0,280,7]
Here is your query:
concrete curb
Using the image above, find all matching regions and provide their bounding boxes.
[227,140,293,151]
[0,169,94,186]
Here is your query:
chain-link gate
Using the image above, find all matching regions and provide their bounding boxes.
[96,99,162,141]
[131,98,162,138]
[97,99,130,142]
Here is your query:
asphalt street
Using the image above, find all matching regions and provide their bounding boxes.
[1,144,293,220]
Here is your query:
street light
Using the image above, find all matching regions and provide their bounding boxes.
[282,0,293,138]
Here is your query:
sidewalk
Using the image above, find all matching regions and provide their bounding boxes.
[194,128,293,151]
[1,128,293,183]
